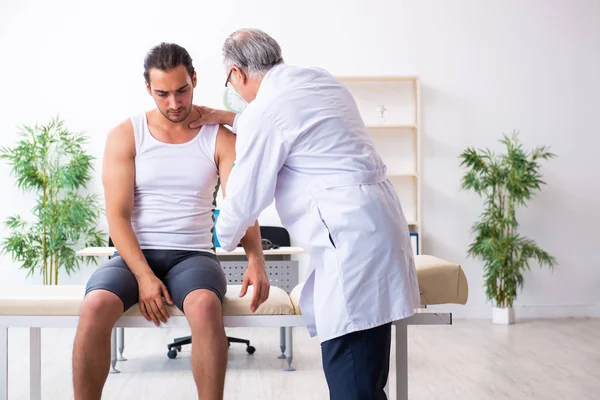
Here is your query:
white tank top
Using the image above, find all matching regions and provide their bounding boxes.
[130,112,220,253]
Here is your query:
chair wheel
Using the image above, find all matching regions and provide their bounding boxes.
[167,349,178,359]
[246,346,256,355]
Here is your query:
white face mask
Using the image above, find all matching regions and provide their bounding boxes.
[222,86,248,114]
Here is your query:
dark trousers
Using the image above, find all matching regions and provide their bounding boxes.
[321,322,392,400]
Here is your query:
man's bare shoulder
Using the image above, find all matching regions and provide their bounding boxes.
[217,124,235,138]
[108,118,134,139]
[105,118,135,156]
[213,124,236,167]
[216,124,236,149]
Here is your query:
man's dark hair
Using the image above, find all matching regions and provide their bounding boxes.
[143,42,195,84]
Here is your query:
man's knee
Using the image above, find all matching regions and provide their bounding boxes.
[78,289,124,329]
[184,289,222,322]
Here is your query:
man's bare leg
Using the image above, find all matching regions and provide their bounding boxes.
[73,290,123,400]
[184,289,228,400]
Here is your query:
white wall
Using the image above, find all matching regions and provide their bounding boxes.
[0,0,598,318]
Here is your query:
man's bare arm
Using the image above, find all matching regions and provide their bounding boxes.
[214,125,270,311]
[102,121,149,278]
[214,126,264,261]
[102,120,173,325]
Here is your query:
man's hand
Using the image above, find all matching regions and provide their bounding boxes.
[189,105,236,129]
[240,259,270,313]
[137,273,174,326]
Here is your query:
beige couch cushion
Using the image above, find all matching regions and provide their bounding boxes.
[415,255,468,306]
[290,284,303,315]
[221,285,296,316]
[0,284,295,317]
[0,255,467,317]
[289,254,468,314]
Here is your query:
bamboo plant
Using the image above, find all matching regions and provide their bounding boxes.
[0,117,105,285]
[459,132,558,308]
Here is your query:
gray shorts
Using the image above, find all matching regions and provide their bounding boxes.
[85,249,227,313]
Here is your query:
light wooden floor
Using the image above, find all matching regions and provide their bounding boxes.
[5,319,599,399]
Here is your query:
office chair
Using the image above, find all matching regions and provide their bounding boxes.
[166,226,291,359]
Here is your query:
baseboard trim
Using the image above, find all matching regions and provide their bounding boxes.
[515,304,600,319]
[424,303,600,319]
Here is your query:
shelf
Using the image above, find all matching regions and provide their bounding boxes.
[335,74,421,253]
[366,124,418,130]
[337,76,419,82]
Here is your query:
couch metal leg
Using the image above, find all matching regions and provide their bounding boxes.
[109,328,120,374]
[1,327,7,400]
[30,328,41,400]
[277,327,286,359]
[395,320,408,400]
[283,327,295,371]
[117,327,126,361]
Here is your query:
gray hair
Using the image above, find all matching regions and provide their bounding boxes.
[222,29,284,79]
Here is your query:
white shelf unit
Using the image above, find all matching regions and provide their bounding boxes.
[336,76,422,254]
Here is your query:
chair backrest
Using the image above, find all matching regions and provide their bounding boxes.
[260,226,291,247]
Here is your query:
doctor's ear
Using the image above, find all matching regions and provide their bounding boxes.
[231,66,247,85]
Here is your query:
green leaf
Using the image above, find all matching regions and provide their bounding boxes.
[460,131,557,306]
[0,117,106,284]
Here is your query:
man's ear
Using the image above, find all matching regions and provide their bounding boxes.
[192,71,197,88]
[145,80,151,95]
[232,66,246,85]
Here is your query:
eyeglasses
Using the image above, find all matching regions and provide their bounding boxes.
[224,69,233,87]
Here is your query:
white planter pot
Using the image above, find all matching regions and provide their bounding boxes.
[492,307,515,324]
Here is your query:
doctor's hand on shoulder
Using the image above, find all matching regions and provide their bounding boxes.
[189,105,235,129]
[240,258,270,313]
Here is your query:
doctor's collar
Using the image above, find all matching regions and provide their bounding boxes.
[255,63,283,98]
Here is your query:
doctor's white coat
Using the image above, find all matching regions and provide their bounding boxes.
[216,64,421,343]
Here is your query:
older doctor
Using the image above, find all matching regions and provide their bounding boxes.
[191,29,420,399]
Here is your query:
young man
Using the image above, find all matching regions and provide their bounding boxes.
[72,42,270,400]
